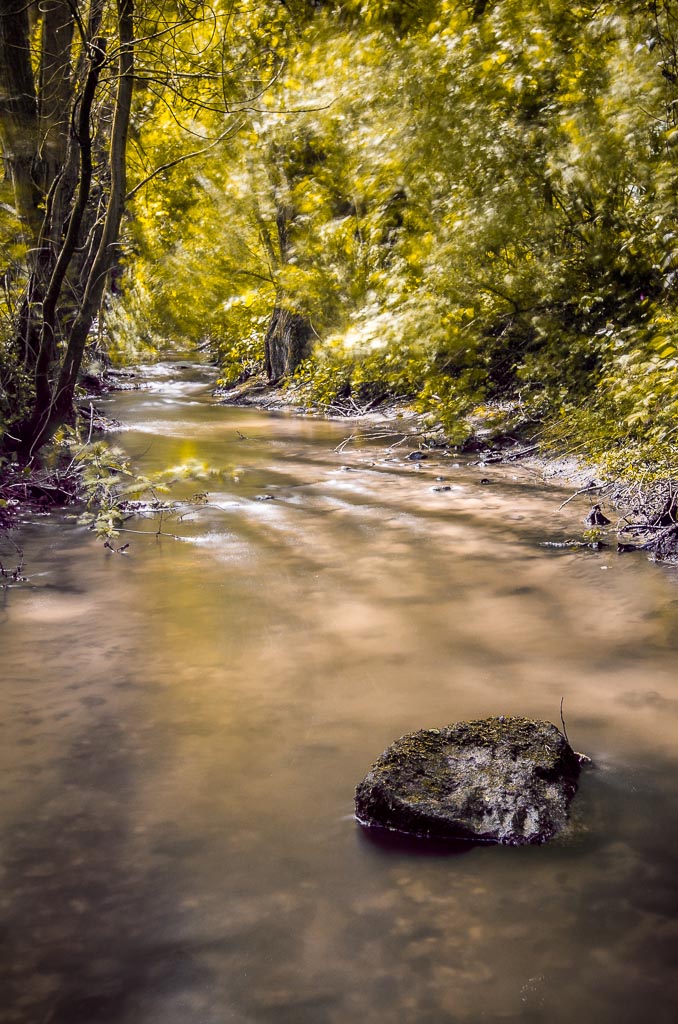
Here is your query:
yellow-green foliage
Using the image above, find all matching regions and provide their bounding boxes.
[88,0,678,475]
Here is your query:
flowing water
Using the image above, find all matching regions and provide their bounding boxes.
[1,360,677,1024]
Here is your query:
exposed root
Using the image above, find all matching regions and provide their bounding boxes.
[0,461,82,532]
[613,482,678,560]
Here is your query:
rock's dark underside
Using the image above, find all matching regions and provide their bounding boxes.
[355,716,582,845]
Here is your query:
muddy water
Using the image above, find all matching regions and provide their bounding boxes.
[1,361,677,1024]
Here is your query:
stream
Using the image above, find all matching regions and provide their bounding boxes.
[1,360,677,1024]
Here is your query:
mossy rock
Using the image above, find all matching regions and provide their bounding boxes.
[355,716,581,845]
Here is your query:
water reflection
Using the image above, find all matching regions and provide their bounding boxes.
[357,826,482,858]
[1,360,677,1023]
[0,717,214,1024]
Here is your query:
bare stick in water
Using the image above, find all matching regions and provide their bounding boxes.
[560,696,570,745]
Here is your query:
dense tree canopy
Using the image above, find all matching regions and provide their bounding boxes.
[2,0,678,475]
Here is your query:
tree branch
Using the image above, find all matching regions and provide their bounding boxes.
[125,120,244,202]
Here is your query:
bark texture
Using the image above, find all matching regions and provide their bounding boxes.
[264,304,313,382]
[0,0,135,457]
[0,0,41,238]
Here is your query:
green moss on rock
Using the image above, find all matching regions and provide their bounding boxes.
[355,716,581,845]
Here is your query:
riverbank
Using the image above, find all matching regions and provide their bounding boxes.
[216,372,678,562]
[3,362,677,564]
[0,459,81,534]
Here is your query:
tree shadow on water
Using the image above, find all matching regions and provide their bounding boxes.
[0,715,214,1024]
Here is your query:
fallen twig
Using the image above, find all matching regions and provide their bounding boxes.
[639,523,678,551]
[618,522,672,534]
[505,443,540,460]
[334,428,422,455]
[557,484,606,511]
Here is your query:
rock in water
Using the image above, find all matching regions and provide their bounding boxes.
[584,504,611,526]
[355,717,581,845]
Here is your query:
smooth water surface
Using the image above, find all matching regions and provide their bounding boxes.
[1,361,677,1023]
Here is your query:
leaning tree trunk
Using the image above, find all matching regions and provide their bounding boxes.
[36,0,134,451]
[3,0,135,459]
[264,303,313,383]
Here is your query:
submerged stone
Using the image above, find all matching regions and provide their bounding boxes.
[355,716,581,845]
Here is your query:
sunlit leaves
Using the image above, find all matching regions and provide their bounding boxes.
[103,0,678,471]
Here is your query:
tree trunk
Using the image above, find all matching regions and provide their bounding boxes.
[0,0,42,241]
[262,156,314,382]
[264,303,313,383]
[32,36,107,418]
[2,0,135,459]
[31,0,134,453]
[38,0,75,197]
